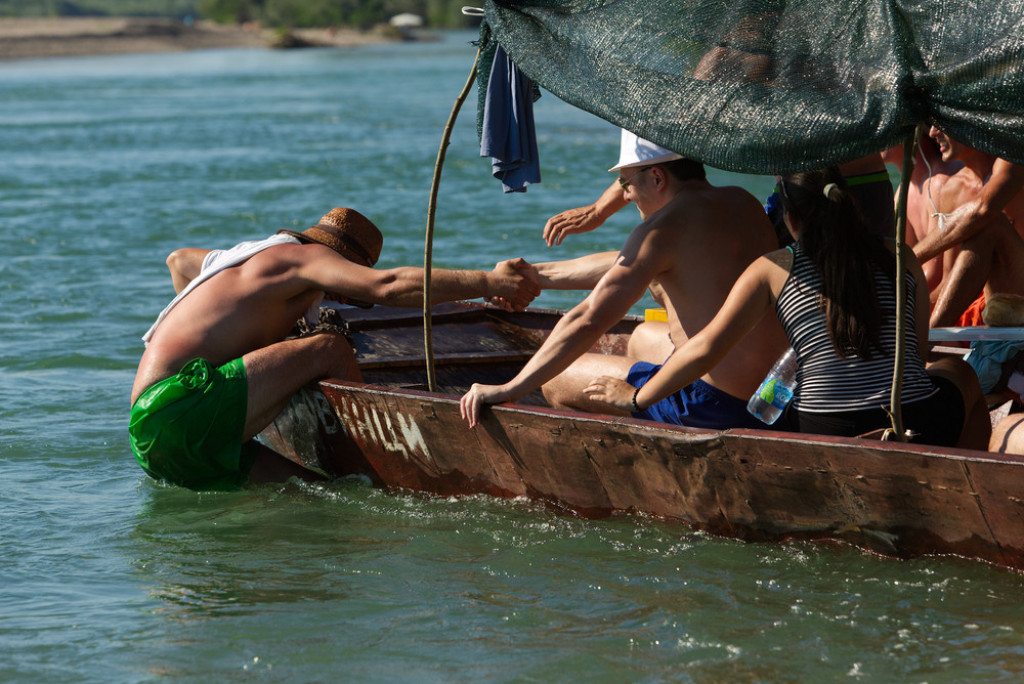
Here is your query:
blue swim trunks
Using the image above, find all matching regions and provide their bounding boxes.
[627,361,766,430]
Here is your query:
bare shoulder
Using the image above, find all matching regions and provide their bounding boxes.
[714,183,762,203]
[237,241,304,274]
[248,241,341,272]
[718,185,777,241]
[755,248,793,298]
[717,184,763,200]
[920,171,951,198]
[714,184,773,221]
[660,183,763,223]
[763,246,792,268]
[640,184,772,260]
[229,241,345,293]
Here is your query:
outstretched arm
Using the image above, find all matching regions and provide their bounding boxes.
[543,181,628,247]
[300,247,541,310]
[532,252,620,290]
[913,158,1024,264]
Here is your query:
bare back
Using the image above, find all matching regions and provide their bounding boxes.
[131,243,323,404]
[647,185,788,398]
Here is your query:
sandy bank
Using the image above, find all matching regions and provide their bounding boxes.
[0,17,394,61]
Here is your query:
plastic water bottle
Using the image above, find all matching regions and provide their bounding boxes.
[747,347,797,424]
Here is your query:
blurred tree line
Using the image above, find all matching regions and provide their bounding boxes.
[198,0,474,28]
[0,0,478,28]
[0,0,199,17]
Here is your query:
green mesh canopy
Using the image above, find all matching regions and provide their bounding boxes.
[481,0,1024,174]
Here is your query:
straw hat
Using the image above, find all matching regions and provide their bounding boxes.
[608,129,684,171]
[278,207,383,267]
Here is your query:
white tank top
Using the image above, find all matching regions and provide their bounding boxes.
[142,234,303,345]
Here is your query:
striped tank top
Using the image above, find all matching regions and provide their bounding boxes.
[775,242,936,413]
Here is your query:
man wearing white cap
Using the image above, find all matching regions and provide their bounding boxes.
[461,131,789,430]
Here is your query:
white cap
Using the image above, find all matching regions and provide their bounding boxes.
[608,129,684,171]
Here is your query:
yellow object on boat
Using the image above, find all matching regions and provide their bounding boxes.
[645,308,668,322]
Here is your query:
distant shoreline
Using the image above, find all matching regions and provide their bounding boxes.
[0,17,396,61]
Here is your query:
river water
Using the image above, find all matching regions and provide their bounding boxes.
[2,32,1023,682]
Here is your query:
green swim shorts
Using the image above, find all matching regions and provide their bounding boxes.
[129,357,260,491]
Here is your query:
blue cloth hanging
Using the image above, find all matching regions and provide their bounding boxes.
[480,44,541,193]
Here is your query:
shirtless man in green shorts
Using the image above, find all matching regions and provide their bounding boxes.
[129,207,540,491]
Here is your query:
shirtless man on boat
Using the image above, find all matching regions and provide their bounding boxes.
[917,127,1024,327]
[130,207,540,491]
[881,131,963,294]
[461,131,789,428]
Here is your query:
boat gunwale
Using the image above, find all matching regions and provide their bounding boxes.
[318,377,1022,466]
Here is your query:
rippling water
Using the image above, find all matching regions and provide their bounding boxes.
[2,34,1024,682]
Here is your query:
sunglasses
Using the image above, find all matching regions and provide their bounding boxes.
[618,166,651,190]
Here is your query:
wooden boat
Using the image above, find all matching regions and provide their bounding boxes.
[259,301,1024,571]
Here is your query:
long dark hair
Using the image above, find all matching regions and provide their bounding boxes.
[780,167,895,359]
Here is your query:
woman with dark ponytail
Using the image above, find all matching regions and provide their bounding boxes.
[584,167,989,448]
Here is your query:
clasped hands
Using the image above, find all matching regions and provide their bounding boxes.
[487,257,541,311]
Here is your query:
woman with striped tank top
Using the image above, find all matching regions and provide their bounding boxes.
[583,167,989,448]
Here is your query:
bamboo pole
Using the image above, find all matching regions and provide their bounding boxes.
[423,47,481,392]
[886,126,921,440]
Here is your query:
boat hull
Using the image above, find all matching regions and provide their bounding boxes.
[259,302,1024,570]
